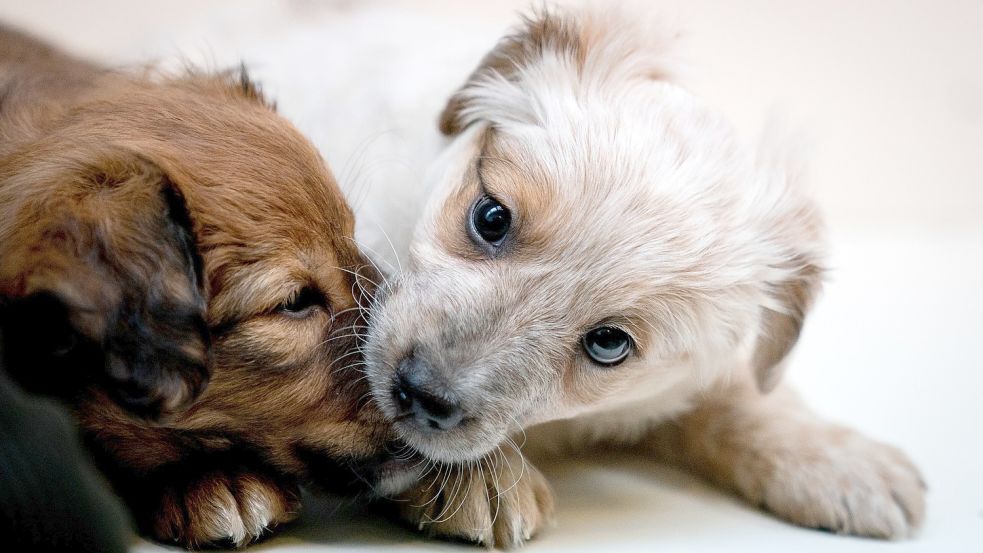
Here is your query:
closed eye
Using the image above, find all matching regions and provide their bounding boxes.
[279,287,326,318]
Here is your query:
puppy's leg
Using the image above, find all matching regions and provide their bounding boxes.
[647,379,925,539]
[148,466,300,548]
[81,403,300,548]
[391,447,554,548]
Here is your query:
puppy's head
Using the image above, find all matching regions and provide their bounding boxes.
[137,74,390,466]
[1,70,389,468]
[365,9,824,464]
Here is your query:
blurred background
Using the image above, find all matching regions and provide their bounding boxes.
[0,1,979,551]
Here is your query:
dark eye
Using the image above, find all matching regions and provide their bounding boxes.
[471,196,511,245]
[582,326,632,366]
[279,287,324,318]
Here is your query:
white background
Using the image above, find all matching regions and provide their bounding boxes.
[1,1,979,551]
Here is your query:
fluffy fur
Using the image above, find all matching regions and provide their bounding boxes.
[153,3,926,547]
[361,6,923,546]
[0,26,393,548]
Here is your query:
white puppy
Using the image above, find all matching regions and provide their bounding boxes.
[185,2,925,547]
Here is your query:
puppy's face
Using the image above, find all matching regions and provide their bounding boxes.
[365,10,823,464]
[126,77,390,470]
[0,72,389,474]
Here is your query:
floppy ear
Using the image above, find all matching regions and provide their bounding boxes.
[438,8,679,136]
[437,37,524,136]
[438,10,584,136]
[0,153,209,418]
[751,260,822,393]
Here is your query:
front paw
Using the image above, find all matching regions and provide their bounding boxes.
[148,469,300,548]
[747,427,925,539]
[395,450,554,548]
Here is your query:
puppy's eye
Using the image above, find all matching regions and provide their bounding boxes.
[470,196,511,246]
[279,287,324,318]
[582,326,632,366]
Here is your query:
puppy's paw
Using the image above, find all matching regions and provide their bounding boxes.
[396,451,554,548]
[747,427,925,539]
[149,469,299,548]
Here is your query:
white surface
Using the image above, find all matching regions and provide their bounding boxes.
[1,1,980,551]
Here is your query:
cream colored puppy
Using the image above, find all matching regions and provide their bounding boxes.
[358,7,925,547]
[175,3,925,548]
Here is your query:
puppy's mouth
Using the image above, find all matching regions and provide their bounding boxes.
[387,407,506,466]
[391,410,476,434]
[361,361,510,467]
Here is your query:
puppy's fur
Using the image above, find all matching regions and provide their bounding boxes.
[127,4,926,546]
[0,27,390,547]
[353,7,925,546]
[0,25,210,419]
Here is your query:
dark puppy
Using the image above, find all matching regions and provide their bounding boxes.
[0,27,392,547]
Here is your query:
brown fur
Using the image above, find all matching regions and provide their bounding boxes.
[0,27,391,547]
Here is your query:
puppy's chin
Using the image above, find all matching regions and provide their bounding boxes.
[391,418,503,466]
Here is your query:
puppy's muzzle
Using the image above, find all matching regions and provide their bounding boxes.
[392,355,463,432]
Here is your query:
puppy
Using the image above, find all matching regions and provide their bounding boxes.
[0,27,393,547]
[351,7,926,546]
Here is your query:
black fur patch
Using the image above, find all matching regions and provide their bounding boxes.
[100,180,210,418]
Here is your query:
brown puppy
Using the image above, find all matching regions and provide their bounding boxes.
[0,27,390,547]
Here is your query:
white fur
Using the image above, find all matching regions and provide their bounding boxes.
[180,2,923,544]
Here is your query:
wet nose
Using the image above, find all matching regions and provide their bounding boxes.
[392,357,463,431]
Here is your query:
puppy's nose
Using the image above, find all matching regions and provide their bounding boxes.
[392,357,463,432]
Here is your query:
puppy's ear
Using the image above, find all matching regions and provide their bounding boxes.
[752,259,822,393]
[101,176,210,417]
[0,154,209,418]
[438,10,584,136]
[748,127,825,393]
[438,8,679,136]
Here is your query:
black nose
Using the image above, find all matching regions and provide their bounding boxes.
[392,357,463,432]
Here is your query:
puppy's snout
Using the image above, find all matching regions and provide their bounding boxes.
[392,356,463,432]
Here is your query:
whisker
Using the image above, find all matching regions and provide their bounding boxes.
[346,235,397,277]
[487,448,504,529]
[374,221,404,275]
[506,413,528,449]
[432,465,465,522]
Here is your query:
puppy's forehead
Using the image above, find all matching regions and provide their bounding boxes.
[482,142,667,264]
[99,80,355,230]
[458,97,756,330]
[428,86,751,305]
